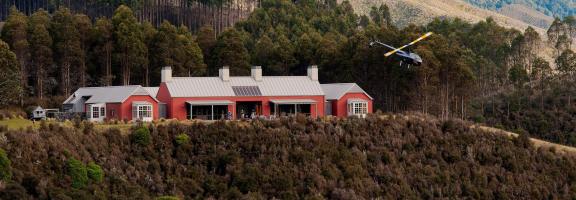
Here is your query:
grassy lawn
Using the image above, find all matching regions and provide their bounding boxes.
[0,118,211,133]
[0,118,36,130]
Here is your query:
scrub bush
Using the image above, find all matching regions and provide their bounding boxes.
[67,158,88,189]
[87,162,104,183]
[0,149,11,181]
[174,133,190,146]
[131,127,151,146]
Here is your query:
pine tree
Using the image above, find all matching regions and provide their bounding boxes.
[0,40,22,107]
[28,10,53,99]
[1,6,29,104]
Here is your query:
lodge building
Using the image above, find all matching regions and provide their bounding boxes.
[63,66,373,122]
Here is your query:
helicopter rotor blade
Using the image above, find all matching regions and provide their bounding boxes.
[384,32,433,57]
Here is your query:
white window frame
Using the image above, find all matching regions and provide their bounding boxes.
[348,101,368,117]
[88,104,106,122]
[133,104,153,121]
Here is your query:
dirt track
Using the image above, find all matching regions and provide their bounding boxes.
[471,125,576,154]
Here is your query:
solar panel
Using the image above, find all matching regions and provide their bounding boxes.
[232,86,262,96]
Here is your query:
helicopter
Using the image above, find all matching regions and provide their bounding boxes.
[369,32,433,67]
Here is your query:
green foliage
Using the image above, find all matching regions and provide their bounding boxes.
[131,127,151,145]
[0,149,12,181]
[67,158,88,189]
[86,162,104,183]
[212,29,251,75]
[174,133,190,146]
[112,5,147,85]
[0,39,22,107]
[28,9,53,99]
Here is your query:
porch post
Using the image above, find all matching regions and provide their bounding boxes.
[294,104,297,115]
[211,105,214,120]
[190,104,193,119]
[315,103,318,118]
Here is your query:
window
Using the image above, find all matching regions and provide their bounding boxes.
[100,107,105,117]
[348,101,368,116]
[92,107,99,118]
[134,105,152,119]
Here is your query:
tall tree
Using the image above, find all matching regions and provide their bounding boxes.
[212,29,250,75]
[112,5,146,85]
[74,14,92,87]
[92,17,114,86]
[141,21,157,86]
[531,57,551,110]
[547,17,564,45]
[1,6,29,103]
[28,9,53,99]
[197,25,216,74]
[175,26,205,77]
[51,7,81,96]
[369,4,391,27]
[252,34,274,69]
[556,49,576,107]
[150,21,178,72]
[0,40,22,107]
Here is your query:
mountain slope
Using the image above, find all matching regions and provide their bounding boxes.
[343,0,547,35]
[465,0,576,18]
[497,4,554,29]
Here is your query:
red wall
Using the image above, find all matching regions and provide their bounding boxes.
[157,82,173,118]
[105,95,159,120]
[106,103,122,120]
[158,82,325,120]
[165,95,325,120]
[332,93,373,117]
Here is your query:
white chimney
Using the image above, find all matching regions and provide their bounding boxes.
[251,66,262,81]
[307,65,318,81]
[219,66,230,81]
[161,66,172,82]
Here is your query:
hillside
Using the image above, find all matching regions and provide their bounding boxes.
[465,0,576,18]
[0,114,575,199]
[342,0,547,35]
[497,4,554,29]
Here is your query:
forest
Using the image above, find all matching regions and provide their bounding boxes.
[0,0,575,146]
[0,0,258,34]
[0,114,576,199]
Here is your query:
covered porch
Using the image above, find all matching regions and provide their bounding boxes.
[186,100,233,120]
[270,99,318,118]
